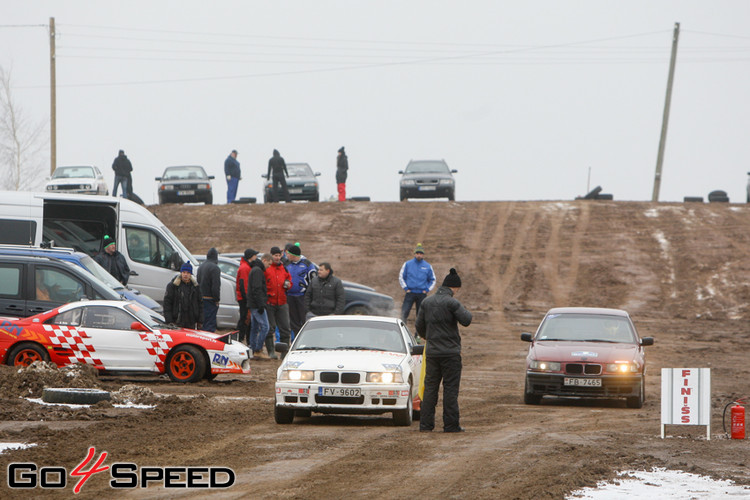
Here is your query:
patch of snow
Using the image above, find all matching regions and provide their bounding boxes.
[568,468,749,499]
[25,398,154,409]
[0,442,36,454]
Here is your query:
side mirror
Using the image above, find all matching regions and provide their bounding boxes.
[398,170,404,174]
[640,337,654,346]
[154,177,162,181]
[451,169,458,173]
[130,321,149,332]
[315,172,321,177]
[410,344,424,356]
[208,175,215,180]
[45,176,51,181]
[520,332,533,342]
[275,342,289,354]
[261,174,268,179]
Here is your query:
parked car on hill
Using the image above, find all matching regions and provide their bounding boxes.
[399,159,456,201]
[155,165,214,205]
[262,163,320,203]
[274,315,423,425]
[520,307,653,408]
[1,300,250,382]
[45,165,108,195]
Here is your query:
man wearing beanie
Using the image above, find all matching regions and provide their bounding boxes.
[416,268,472,433]
[163,261,203,330]
[398,243,436,323]
[95,235,130,285]
[197,248,221,332]
[235,249,257,346]
[284,243,317,336]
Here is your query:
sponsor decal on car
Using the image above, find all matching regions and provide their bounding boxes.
[571,351,598,357]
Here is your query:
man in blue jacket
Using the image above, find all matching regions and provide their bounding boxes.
[285,243,317,336]
[224,149,241,204]
[398,243,436,322]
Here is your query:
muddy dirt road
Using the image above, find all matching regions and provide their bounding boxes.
[1,200,749,498]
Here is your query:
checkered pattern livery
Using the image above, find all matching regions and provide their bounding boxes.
[138,332,174,371]
[42,324,104,369]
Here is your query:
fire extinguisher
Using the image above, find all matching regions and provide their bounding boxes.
[731,402,745,440]
[723,398,746,439]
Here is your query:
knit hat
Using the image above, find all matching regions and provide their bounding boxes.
[338,146,345,153]
[414,243,424,254]
[244,248,258,260]
[441,268,462,288]
[103,235,116,249]
[287,244,301,257]
[180,262,193,274]
[270,246,282,255]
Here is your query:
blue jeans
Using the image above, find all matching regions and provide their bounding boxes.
[113,175,129,198]
[226,177,239,204]
[401,291,426,321]
[249,308,269,352]
[202,299,218,332]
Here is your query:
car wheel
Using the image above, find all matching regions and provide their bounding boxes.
[312,193,319,202]
[400,191,407,201]
[166,345,206,383]
[345,305,371,316]
[393,385,413,426]
[206,195,213,205]
[42,388,111,405]
[448,190,455,201]
[626,380,645,409]
[295,409,312,418]
[274,405,295,424]
[204,372,218,381]
[7,342,50,367]
[523,379,541,405]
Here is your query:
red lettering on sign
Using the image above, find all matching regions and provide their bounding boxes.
[681,415,691,423]
[681,369,691,377]
[681,388,691,395]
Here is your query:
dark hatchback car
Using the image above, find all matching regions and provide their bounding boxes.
[263,163,320,203]
[156,165,214,205]
[399,159,456,201]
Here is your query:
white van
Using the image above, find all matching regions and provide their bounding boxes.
[0,191,239,328]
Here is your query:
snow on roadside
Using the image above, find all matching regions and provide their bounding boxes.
[567,468,749,499]
[0,442,36,454]
[25,397,155,409]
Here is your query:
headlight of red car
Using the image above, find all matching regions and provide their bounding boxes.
[605,362,639,373]
[529,360,561,372]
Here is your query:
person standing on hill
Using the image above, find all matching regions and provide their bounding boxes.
[224,149,241,204]
[197,248,221,332]
[267,149,291,203]
[336,146,348,202]
[416,268,472,433]
[112,149,133,198]
[399,243,436,322]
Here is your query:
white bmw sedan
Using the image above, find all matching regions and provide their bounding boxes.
[274,315,424,426]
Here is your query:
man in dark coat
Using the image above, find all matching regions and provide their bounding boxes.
[416,268,472,433]
[235,248,257,346]
[94,235,130,285]
[247,254,270,357]
[163,262,203,329]
[267,149,291,203]
[112,149,133,198]
[197,247,221,332]
[224,149,241,204]
[336,146,348,202]
[304,262,345,317]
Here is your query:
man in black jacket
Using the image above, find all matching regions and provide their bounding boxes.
[304,262,345,317]
[164,262,203,329]
[197,248,221,332]
[112,149,133,198]
[267,149,291,203]
[94,235,130,285]
[416,268,472,433]
[247,254,270,357]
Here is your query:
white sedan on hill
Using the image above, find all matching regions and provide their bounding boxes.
[45,165,109,195]
[274,315,424,426]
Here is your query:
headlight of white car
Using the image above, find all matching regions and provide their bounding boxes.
[529,360,561,372]
[606,363,638,373]
[366,372,404,383]
[162,185,175,191]
[279,369,314,381]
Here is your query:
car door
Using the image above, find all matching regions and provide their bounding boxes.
[0,262,27,317]
[78,305,156,371]
[27,264,88,316]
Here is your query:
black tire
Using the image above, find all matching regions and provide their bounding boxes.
[42,388,111,405]
[709,196,729,203]
[524,379,541,405]
[7,342,49,367]
[448,191,455,201]
[684,196,704,203]
[204,372,218,381]
[393,385,413,426]
[312,193,319,202]
[400,191,407,202]
[205,195,213,205]
[166,345,206,383]
[275,405,295,424]
[350,196,370,202]
[345,305,371,316]
[596,193,613,200]
[626,380,645,409]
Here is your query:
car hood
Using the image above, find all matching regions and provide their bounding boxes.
[281,349,407,372]
[47,177,96,186]
[529,341,640,363]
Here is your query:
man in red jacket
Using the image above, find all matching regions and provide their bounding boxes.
[264,246,292,358]
[235,248,257,346]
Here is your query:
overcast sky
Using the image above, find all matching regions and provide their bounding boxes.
[1,1,749,204]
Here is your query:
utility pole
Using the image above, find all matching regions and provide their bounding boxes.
[49,16,56,175]
[651,22,680,202]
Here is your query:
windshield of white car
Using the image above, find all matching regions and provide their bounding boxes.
[52,166,95,179]
[293,320,406,353]
[405,161,450,174]
[536,314,636,343]
[124,303,170,329]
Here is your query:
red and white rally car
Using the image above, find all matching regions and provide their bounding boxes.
[0,300,251,382]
